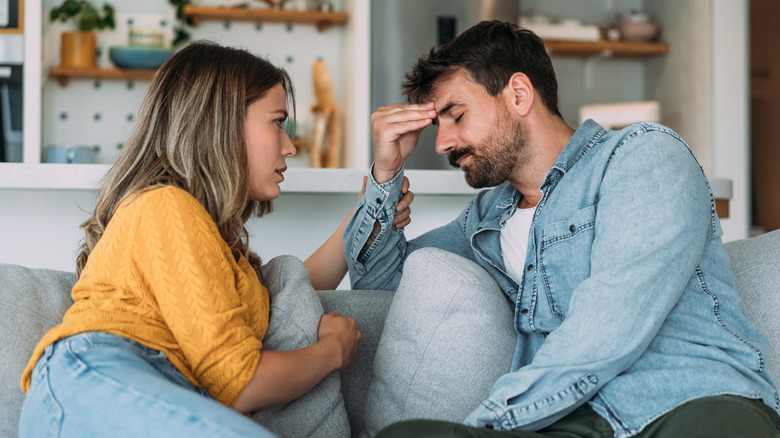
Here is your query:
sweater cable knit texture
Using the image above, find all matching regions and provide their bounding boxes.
[21,186,270,407]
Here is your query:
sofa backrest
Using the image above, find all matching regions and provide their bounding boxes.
[725,229,780,387]
[0,264,75,437]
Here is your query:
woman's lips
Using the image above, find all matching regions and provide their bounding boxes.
[276,166,287,181]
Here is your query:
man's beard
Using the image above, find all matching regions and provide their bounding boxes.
[447,111,527,189]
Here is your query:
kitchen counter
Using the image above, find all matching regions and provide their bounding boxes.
[0,163,733,218]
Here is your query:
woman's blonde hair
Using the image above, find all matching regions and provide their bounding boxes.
[76,41,295,275]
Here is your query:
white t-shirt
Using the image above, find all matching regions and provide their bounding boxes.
[500,206,536,283]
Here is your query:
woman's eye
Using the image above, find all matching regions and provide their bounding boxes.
[455,113,464,123]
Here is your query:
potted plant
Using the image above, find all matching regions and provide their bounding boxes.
[50,0,116,69]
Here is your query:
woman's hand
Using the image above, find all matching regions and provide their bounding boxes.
[317,311,361,370]
[394,176,414,229]
[233,311,362,413]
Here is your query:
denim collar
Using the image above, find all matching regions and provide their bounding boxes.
[494,119,606,214]
[541,119,606,191]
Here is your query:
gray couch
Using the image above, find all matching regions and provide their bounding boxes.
[2,229,780,437]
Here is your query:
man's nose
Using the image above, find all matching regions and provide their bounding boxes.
[435,123,456,155]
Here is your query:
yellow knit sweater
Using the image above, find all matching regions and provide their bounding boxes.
[21,186,270,407]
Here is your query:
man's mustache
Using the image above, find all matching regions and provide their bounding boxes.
[448,146,477,168]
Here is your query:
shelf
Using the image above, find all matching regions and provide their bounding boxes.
[49,66,156,86]
[183,5,348,32]
[544,40,669,58]
[0,163,732,218]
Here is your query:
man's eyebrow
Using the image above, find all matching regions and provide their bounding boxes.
[437,101,461,117]
[432,101,462,126]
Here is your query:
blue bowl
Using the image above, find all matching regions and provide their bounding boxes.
[109,45,174,70]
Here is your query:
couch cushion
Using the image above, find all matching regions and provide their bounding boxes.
[319,289,395,435]
[361,247,517,437]
[0,264,76,438]
[251,255,351,438]
[725,229,780,385]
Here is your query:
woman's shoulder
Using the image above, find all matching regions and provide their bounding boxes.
[115,186,215,228]
[121,186,202,213]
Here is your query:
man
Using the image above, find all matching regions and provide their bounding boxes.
[343,21,780,437]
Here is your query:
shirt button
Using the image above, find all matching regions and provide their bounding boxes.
[375,197,382,204]
[569,224,576,233]
[520,308,529,315]
[526,264,534,271]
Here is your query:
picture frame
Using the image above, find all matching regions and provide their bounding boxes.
[0,0,23,33]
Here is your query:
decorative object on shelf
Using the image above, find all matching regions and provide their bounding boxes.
[614,10,661,42]
[260,0,288,9]
[519,14,600,42]
[43,144,100,164]
[50,0,116,69]
[309,59,341,168]
[128,28,164,47]
[108,26,173,70]
[579,100,660,130]
[108,45,174,70]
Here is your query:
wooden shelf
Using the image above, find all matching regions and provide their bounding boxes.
[183,5,348,32]
[544,40,669,58]
[49,66,156,86]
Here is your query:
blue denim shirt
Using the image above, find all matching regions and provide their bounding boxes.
[344,120,780,437]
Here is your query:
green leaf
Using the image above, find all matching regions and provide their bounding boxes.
[79,7,98,31]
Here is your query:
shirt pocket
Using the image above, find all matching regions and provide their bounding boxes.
[539,205,597,320]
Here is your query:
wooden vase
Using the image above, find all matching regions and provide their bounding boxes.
[60,31,97,69]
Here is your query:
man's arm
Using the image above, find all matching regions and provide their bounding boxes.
[305,176,412,290]
[342,103,437,290]
[465,130,714,431]
[343,166,411,290]
[343,165,477,291]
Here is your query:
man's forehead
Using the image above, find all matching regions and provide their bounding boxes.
[430,69,486,107]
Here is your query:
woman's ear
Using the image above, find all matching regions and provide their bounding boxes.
[506,73,534,117]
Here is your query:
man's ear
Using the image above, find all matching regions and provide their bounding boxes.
[506,72,534,117]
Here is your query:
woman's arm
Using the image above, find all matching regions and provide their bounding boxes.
[304,176,413,290]
[231,311,361,413]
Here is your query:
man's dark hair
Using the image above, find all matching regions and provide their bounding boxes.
[402,20,562,118]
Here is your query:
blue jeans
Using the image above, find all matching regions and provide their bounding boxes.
[18,331,274,438]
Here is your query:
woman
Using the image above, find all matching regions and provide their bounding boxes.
[18,41,412,437]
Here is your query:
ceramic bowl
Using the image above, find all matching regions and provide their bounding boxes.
[109,45,174,70]
[617,20,661,42]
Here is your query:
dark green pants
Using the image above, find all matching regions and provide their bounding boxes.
[376,396,780,438]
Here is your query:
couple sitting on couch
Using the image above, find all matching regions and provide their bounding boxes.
[19,21,780,438]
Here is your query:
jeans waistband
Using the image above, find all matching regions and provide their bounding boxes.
[41,331,209,397]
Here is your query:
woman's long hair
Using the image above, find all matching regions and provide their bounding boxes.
[76,41,295,275]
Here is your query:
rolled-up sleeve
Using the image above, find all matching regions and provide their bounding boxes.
[344,165,409,291]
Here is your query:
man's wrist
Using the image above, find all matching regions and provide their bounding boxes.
[371,165,402,185]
